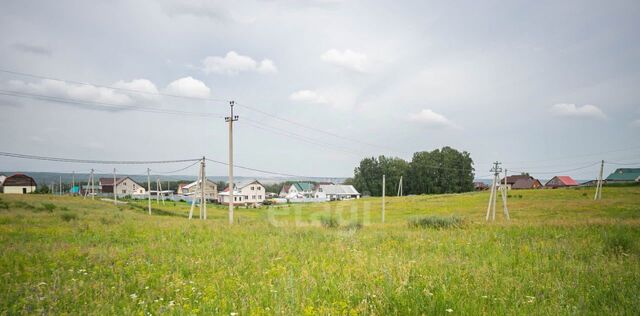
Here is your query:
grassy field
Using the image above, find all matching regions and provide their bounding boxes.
[0,186,639,315]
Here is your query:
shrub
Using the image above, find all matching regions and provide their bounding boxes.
[41,203,57,212]
[320,216,340,228]
[60,213,78,222]
[603,229,636,256]
[345,221,363,231]
[408,216,464,229]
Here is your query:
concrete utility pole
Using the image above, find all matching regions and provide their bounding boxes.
[113,168,117,205]
[397,175,403,196]
[486,161,508,221]
[501,168,510,220]
[382,174,386,224]
[72,171,75,196]
[59,176,62,195]
[147,168,151,215]
[225,100,239,225]
[91,169,95,200]
[594,160,604,200]
[201,157,207,220]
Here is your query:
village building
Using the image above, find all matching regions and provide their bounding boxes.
[500,175,543,190]
[0,174,6,192]
[99,177,146,196]
[219,180,266,205]
[2,174,37,194]
[545,176,578,188]
[605,168,640,183]
[178,179,218,201]
[473,182,488,191]
[314,184,360,201]
[279,182,315,199]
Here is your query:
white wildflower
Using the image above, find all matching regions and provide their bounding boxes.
[130,293,138,299]
[168,300,175,307]
[446,308,453,313]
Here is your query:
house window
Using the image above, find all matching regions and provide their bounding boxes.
[252,195,256,199]
[250,186,254,190]
[122,189,126,194]
[258,195,262,199]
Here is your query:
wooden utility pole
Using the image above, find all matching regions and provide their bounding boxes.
[113,168,117,205]
[594,160,604,200]
[382,174,386,224]
[225,100,239,224]
[147,168,151,215]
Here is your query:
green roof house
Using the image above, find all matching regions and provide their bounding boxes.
[605,168,640,182]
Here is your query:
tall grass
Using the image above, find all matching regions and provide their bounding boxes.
[407,215,464,229]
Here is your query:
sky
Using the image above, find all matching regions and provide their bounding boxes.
[0,0,639,180]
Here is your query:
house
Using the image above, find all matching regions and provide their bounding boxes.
[219,180,266,205]
[99,177,146,196]
[500,175,543,190]
[279,182,315,199]
[473,182,488,191]
[2,174,37,194]
[0,174,6,192]
[314,184,360,201]
[606,168,640,183]
[545,176,578,188]
[179,179,218,201]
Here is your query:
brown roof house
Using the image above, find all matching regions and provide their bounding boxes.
[2,174,37,194]
[500,175,543,190]
[99,177,146,196]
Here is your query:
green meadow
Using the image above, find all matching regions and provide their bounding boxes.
[0,186,639,315]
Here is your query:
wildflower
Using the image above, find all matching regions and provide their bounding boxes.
[526,296,535,303]
[145,286,149,290]
[130,293,138,300]
[37,282,47,286]
[230,312,239,316]
[138,300,145,305]
[446,308,453,313]
[168,300,175,307]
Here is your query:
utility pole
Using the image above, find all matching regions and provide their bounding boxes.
[59,175,62,196]
[202,157,207,220]
[501,168,510,220]
[397,175,403,196]
[486,161,506,221]
[382,174,386,224]
[147,168,151,215]
[594,160,604,200]
[113,168,117,205]
[90,168,95,199]
[225,100,239,225]
[72,171,75,196]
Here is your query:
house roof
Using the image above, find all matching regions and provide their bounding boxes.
[3,174,37,186]
[318,184,360,195]
[547,176,578,186]
[99,177,143,187]
[500,175,538,185]
[291,182,314,191]
[606,168,640,181]
[182,178,217,190]
[512,178,541,189]
[234,179,263,190]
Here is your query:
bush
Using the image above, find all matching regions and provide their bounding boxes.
[408,216,464,229]
[345,221,363,231]
[41,203,57,212]
[320,216,340,228]
[603,229,636,256]
[60,213,78,222]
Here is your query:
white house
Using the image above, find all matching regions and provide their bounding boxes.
[178,179,218,201]
[99,177,146,196]
[314,184,361,201]
[219,180,265,205]
[2,174,37,194]
[279,182,315,199]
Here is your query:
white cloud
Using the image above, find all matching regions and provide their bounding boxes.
[550,103,606,119]
[289,90,328,104]
[7,79,132,105]
[407,109,459,129]
[202,51,277,75]
[113,79,160,100]
[321,49,369,72]
[164,77,211,98]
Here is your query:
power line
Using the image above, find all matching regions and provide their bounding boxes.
[0,151,200,165]
[0,90,225,118]
[508,161,601,175]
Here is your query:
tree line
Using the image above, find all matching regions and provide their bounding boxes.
[350,146,475,196]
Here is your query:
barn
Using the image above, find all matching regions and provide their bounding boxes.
[545,176,578,188]
[2,174,37,194]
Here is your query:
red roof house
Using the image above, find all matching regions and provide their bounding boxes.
[545,176,578,188]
